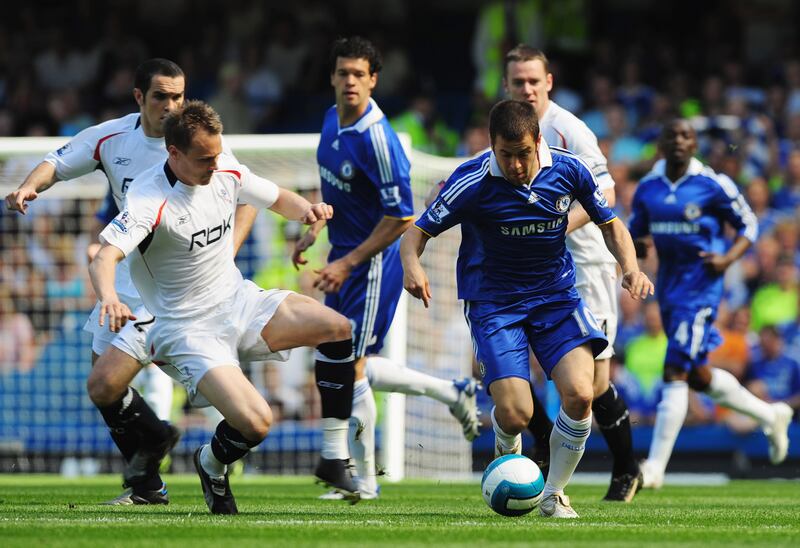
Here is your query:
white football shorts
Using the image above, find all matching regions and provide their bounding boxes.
[147,280,292,406]
[574,262,618,360]
[85,300,151,364]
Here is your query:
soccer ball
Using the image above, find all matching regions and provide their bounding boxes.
[481,454,545,516]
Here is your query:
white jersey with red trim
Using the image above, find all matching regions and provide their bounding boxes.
[100,154,280,321]
[44,113,166,305]
[539,101,616,265]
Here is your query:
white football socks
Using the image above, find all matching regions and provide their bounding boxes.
[320,417,349,460]
[137,364,174,421]
[543,408,591,498]
[706,367,776,426]
[350,378,377,495]
[365,356,458,406]
[200,443,226,478]
[491,406,521,454]
[647,381,688,477]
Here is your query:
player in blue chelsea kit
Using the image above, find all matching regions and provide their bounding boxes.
[631,119,793,488]
[293,37,480,499]
[402,100,654,518]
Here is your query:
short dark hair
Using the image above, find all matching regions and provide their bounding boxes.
[134,58,184,95]
[505,44,550,75]
[164,100,223,152]
[489,100,540,144]
[329,36,382,74]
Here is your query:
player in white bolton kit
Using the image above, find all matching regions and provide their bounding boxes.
[501,45,642,501]
[2,60,259,505]
[90,101,361,514]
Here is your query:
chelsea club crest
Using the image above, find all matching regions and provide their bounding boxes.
[684,203,702,220]
[340,160,355,180]
[555,194,572,213]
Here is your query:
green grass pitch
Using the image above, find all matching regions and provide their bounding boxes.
[1,475,798,547]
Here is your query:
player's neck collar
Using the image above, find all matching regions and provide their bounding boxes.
[653,157,703,184]
[337,98,384,135]
[489,141,553,185]
[163,161,179,188]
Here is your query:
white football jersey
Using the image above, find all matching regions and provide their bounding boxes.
[100,154,280,321]
[539,101,616,265]
[44,113,165,304]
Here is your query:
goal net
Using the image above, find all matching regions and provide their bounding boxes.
[0,134,474,479]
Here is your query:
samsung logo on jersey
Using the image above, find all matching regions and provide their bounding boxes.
[319,166,351,193]
[500,216,565,236]
[649,222,700,235]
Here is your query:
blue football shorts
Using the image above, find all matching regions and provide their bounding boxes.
[660,305,723,371]
[465,294,608,390]
[325,243,403,358]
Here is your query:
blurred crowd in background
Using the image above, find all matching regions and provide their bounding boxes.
[1,0,799,434]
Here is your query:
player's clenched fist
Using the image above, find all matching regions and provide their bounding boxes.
[621,270,654,301]
[301,202,333,225]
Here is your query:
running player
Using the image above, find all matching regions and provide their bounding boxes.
[631,118,793,488]
[402,100,653,518]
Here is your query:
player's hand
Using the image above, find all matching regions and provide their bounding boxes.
[621,270,654,301]
[98,299,136,333]
[403,264,432,308]
[292,230,317,270]
[424,180,446,208]
[5,187,38,214]
[313,258,353,293]
[301,202,333,225]
[698,251,731,274]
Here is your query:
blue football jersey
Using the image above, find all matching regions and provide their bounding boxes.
[317,98,414,248]
[415,144,616,302]
[629,158,758,308]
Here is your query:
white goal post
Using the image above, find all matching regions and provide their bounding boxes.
[0,133,473,480]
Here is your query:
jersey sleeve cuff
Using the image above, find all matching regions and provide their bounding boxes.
[596,216,617,226]
[414,225,434,238]
[384,214,415,221]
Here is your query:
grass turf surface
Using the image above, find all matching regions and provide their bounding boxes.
[0,475,798,547]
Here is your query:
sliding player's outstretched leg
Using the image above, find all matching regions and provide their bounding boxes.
[365,356,481,441]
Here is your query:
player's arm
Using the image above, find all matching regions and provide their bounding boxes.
[292,218,327,270]
[700,175,758,273]
[566,186,615,234]
[314,215,412,293]
[400,226,433,308]
[268,187,331,224]
[88,243,136,333]
[574,163,653,300]
[4,161,58,214]
[598,218,654,300]
[700,235,752,274]
[233,204,259,256]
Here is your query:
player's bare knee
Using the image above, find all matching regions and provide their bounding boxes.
[562,389,593,418]
[86,363,124,407]
[239,408,272,442]
[327,313,351,341]
[494,404,529,434]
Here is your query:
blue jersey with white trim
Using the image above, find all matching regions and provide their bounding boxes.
[416,145,616,302]
[317,99,414,249]
[629,158,758,308]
